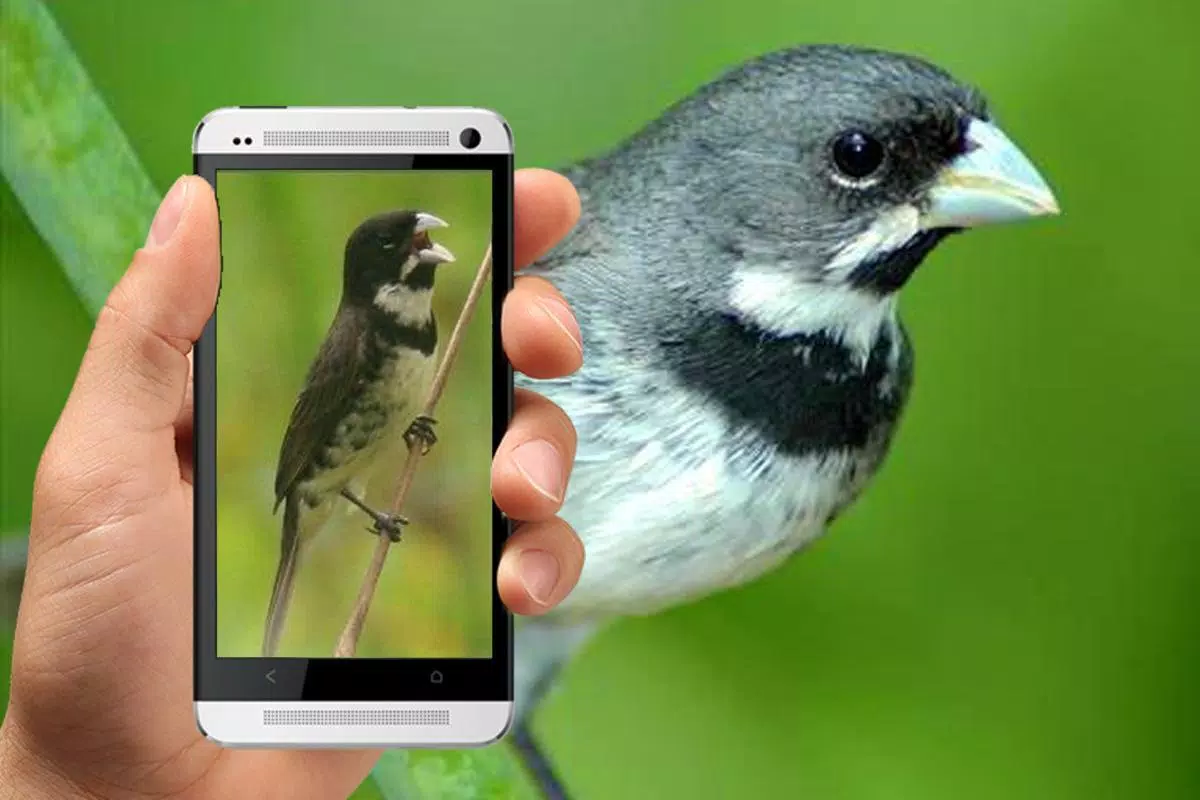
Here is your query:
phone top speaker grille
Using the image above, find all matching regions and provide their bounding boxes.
[261,130,452,147]
[262,708,452,726]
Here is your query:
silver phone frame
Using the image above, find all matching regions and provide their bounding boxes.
[193,106,513,748]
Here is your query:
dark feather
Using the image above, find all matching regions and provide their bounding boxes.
[273,303,369,508]
[262,494,301,656]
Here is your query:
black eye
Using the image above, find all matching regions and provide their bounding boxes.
[378,235,396,250]
[832,130,885,180]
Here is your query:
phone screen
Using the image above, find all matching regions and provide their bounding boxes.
[214,169,494,660]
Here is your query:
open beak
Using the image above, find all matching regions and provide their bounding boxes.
[414,212,449,233]
[921,119,1060,230]
[413,212,456,265]
[417,241,455,265]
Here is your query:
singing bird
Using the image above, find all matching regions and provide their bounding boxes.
[263,210,455,656]
[512,44,1060,791]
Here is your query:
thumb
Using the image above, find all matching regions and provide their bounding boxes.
[33,175,218,534]
[62,174,218,437]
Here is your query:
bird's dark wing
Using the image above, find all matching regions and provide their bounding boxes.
[273,304,368,508]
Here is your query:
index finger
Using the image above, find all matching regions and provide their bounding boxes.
[514,169,580,268]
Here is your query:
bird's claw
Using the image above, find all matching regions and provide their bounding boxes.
[368,512,407,543]
[404,414,438,455]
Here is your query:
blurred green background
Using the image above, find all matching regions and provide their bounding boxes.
[215,170,493,658]
[2,0,1197,798]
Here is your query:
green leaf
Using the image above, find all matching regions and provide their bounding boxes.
[373,746,539,800]
[370,752,424,798]
[0,3,537,796]
[348,774,388,800]
[0,0,160,316]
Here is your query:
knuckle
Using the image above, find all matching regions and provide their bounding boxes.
[511,391,576,451]
[515,274,557,295]
[557,519,585,564]
[554,403,577,442]
[32,436,70,510]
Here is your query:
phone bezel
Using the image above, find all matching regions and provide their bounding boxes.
[192,145,513,705]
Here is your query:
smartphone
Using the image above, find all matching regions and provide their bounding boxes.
[192,107,513,746]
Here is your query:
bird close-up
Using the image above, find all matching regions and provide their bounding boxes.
[11,0,1200,795]
[512,44,1059,793]
[263,209,456,656]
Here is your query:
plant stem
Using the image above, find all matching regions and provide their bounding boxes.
[334,246,494,657]
[0,0,160,316]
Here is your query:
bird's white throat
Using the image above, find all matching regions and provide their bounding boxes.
[729,268,897,363]
[825,204,923,276]
[373,282,433,326]
[728,204,923,361]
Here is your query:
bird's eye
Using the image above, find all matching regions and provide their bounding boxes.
[831,130,885,181]
[378,236,397,251]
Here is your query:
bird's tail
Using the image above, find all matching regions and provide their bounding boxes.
[262,495,301,657]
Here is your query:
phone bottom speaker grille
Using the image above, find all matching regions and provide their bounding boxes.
[263,708,451,726]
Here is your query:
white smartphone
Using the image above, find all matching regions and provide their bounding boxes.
[192,107,513,746]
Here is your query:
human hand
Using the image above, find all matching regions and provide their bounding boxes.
[0,169,584,798]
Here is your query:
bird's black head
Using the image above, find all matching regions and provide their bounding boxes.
[597,45,1058,341]
[342,209,455,305]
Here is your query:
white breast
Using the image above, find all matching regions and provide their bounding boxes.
[301,345,435,500]
[553,386,880,618]
[374,343,436,413]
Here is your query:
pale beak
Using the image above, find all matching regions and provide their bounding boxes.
[414,212,449,233]
[417,241,456,265]
[921,119,1060,230]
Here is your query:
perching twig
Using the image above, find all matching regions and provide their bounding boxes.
[334,246,494,657]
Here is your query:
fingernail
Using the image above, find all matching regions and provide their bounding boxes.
[145,176,190,247]
[518,549,560,606]
[511,439,564,503]
[535,297,583,354]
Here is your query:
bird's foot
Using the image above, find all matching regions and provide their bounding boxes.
[340,487,407,543]
[404,414,438,455]
[367,511,408,543]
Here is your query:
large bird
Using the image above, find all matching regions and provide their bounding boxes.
[513,44,1059,794]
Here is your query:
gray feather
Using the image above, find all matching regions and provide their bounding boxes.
[514,45,986,709]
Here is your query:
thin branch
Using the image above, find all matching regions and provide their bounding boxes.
[334,246,494,657]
